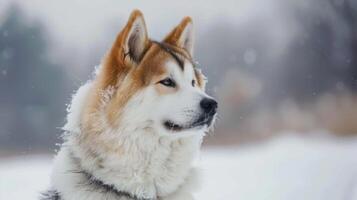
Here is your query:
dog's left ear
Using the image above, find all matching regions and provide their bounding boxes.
[164,17,194,56]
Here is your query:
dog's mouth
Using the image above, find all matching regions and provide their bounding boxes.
[163,114,215,132]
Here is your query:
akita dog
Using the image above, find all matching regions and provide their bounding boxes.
[42,10,217,200]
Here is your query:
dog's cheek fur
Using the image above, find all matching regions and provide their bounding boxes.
[74,51,170,165]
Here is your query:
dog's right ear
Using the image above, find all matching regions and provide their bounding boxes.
[100,10,149,87]
[107,10,149,67]
[121,10,150,64]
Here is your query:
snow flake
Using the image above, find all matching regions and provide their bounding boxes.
[243,48,257,65]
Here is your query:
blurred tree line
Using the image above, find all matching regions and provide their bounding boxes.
[273,0,357,102]
[0,5,69,153]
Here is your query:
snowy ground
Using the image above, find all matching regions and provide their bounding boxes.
[2,133,357,200]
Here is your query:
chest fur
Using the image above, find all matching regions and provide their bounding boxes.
[51,133,202,200]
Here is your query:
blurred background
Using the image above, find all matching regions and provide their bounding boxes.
[1,0,357,199]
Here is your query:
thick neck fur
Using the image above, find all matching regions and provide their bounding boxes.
[50,82,204,200]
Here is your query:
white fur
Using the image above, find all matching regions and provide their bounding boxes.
[49,60,213,200]
[62,81,92,133]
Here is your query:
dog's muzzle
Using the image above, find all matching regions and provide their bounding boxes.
[164,98,218,131]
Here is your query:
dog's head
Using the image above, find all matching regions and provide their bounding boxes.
[81,10,217,137]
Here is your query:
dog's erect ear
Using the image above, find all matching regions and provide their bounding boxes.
[164,17,194,56]
[122,10,149,63]
[98,10,149,89]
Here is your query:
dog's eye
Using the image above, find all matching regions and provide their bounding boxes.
[192,80,196,87]
[159,78,176,88]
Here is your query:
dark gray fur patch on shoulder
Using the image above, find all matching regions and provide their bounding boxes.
[40,190,61,200]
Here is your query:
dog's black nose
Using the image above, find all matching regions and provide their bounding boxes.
[200,98,218,114]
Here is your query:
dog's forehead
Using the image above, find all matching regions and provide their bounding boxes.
[166,59,195,80]
[150,42,195,77]
[183,62,195,78]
